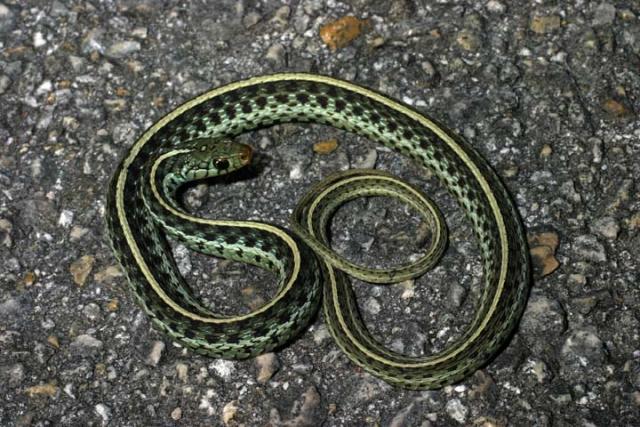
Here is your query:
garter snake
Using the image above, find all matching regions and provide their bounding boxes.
[105,73,530,389]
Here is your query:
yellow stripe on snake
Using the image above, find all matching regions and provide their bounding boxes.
[105,73,530,389]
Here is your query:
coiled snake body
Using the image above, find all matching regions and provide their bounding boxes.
[106,73,529,389]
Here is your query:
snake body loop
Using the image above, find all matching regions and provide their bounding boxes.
[106,73,530,389]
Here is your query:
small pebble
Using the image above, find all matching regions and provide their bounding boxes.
[389,402,416,427]
[447,283,466,308]
[319,16,368,50]
[364,297,381,315]
[572,294,600,315]
[522,358,552,383]
[568,273,587,287]
[399,280,415,299]
[47,335,60,349]
[445,398,468,424]
[0,74,10,95]
[0,218,13,247]
[176,363,189,382]
[602,98,630,117]
[530,15,561,34]
[25,383,58,398]
[284,386,322,425]
[255,353,280,383]
[173,244,192,276]
[105,41,141,59]
[132,27,148,39]
[592,3,616,26]
[146,341,165,366]
[469,370,497,400]
[313,324,332,344]
[222,400,238,426]
[22,271,38,287]
[520,294,567,337]
[70,255,95,287]
[529,245,560,277]
[560,180,582,203]
[292,363,313,374]
[82,303,101,321]
[528,232,560,277]
[313,139,338,154]
[271,5,290,27]
[106,299,119,312]
[420,60,438,83]
[561,329,607,367]
[171,407,182,420]
[93,265,124,283]
[590,216,619,239]
[573,235,607,262]
[33,31,46,47]
[540,144,553,157]
[243,11,262,28]
[69,226,89,241]
[58,210,74,227]
[70,334,103,356]
[456,29,480,51]
[486,1,506,13]
[95,404,111,424]
[209,360,236,380]
[265,43,286,66]
[353,149,377,169]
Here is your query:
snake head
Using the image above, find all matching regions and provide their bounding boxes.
[184,138,253,178]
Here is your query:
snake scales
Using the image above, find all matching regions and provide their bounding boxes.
[105,73,530,389]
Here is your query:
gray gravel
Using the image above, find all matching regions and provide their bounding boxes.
[1,0,639,426]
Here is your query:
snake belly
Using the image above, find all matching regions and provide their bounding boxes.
[105,73,530,389]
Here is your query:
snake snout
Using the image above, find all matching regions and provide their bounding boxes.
[238,144,253,166]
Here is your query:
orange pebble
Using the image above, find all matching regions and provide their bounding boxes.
[319,16,369,50]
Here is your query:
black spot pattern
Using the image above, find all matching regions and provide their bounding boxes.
[224,105,236,119]
[316,96,328,108]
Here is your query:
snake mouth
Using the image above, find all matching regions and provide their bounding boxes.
[239,144,253,166]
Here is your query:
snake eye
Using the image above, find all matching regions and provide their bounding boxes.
[214,158,230,170]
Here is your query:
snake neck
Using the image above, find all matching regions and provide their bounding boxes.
[145,138,253,213]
